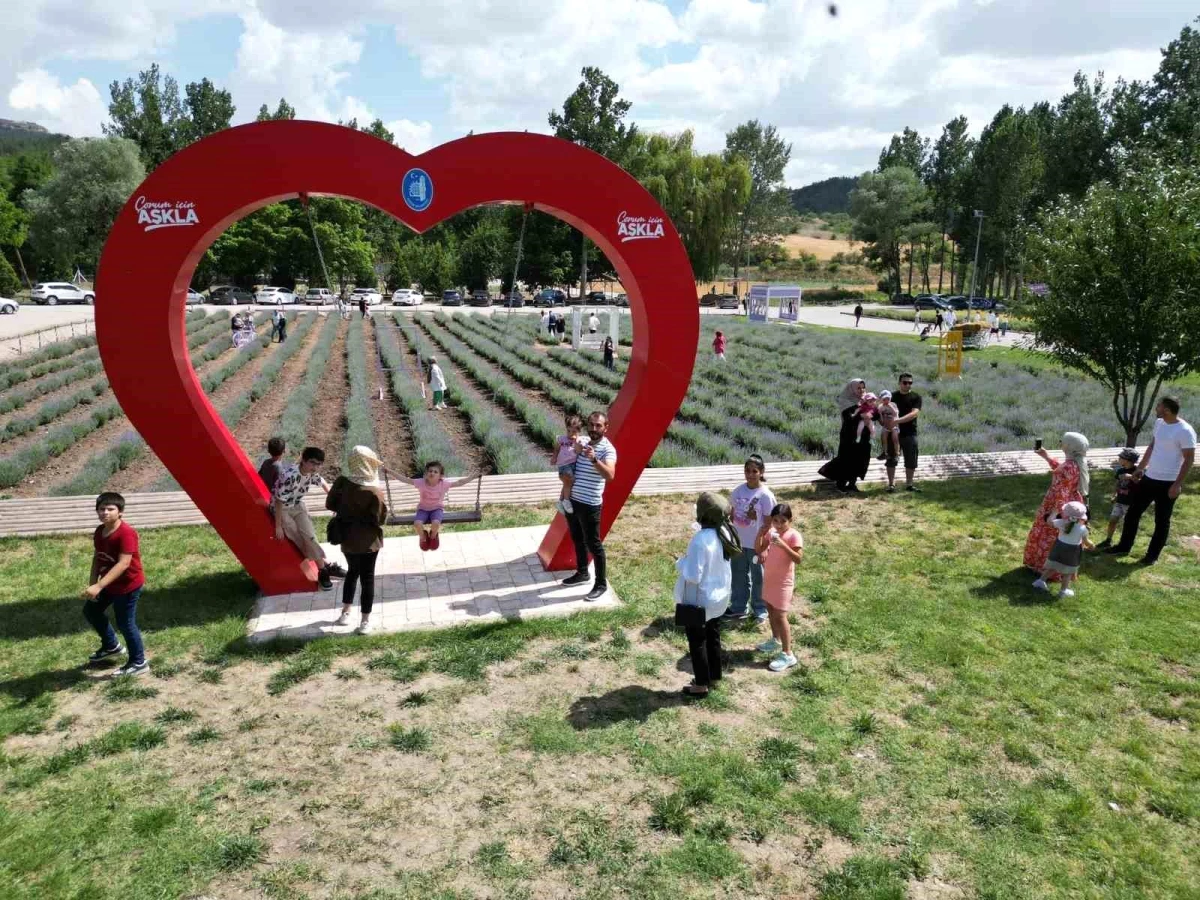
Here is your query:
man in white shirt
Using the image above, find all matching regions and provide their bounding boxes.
[1107,396,1196,565]
[561,411,617,601]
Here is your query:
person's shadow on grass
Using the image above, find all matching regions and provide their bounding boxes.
[567,686,684,730]
[972,559,1135,606]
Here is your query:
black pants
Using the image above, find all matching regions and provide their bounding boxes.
[343,550,378,614]
[1116,476,1178,561]
[566,500,605,587]
[685,618,722,686]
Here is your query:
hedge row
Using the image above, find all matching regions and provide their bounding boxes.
[0,313,235,490]
[408,317,546,474]
[275,312,341,455]
[50,315,273,496]
[342,318,377,471]
[376,315,467,475]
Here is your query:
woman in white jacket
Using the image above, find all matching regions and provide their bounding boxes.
[676,492,741,697]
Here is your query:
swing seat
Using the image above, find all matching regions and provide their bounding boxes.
[382,471,485,526]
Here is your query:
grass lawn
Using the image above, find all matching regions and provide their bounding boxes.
[1,472,1198,899]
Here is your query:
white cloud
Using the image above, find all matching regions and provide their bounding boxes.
[386,119,434,154]
[7,69,107,135]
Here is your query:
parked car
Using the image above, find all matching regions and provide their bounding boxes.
[209,285,254,305]
[30,282,94,306]
[302,288,335,305]
[351,287,383,306]
[391,289,423,306]
[615,293,629,307]
[0,297,18,315]
[890,293,914,305]
[946,295,971,311]
[255,286,295,305]
[468,289,492,307]
[502,291,526,308]
[587,290,618,304]
[699,292,720,307]
[716,294,741,310]
[532,289,567,307]
[913,294,950,311]
[186,289,203,305]
[441,289,463,307]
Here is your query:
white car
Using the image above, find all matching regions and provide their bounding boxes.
[0,297,18,315]
[186,289,203,305]
[31,282,94,305]
[391,289,423,306]
[302,288,335,306]
[255,286,295,306]
[352,287,383,306]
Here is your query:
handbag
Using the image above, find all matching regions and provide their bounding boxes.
[326,516,344,545]
[674,581,707,628]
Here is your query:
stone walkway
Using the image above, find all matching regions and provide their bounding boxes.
[246,525,617,642]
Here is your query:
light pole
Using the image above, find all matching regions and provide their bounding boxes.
[968,209,984,300]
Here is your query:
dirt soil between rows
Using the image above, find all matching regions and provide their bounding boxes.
[231,316,325,464]
[364,318,414,477]
[306,317,349,482]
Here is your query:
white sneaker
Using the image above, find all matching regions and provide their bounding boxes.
[1059,588,1075,598]
[756,638,781,653]
[1032,579,1048,591]
[768,653,798,672]
[562,498,573,514]
[355,617,374,635]
[334,608,352,627]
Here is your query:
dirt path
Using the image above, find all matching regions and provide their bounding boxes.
[112,331,283,492]
[414,319,546,473]
[10,324,270,498]
[232,315,325,463]
[306,317,348,482]
[395,323,485,474]
[364,318,414,477]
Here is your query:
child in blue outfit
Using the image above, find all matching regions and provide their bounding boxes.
[1096,448,1140,548]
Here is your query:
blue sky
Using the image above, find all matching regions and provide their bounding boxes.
[4,1,1194,185]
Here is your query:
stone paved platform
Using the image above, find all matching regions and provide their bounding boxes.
[246,526,617,642]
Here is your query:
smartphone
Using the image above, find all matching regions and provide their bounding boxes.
[1034,438,1044,451]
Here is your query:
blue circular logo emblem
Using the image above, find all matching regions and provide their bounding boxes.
[402,168,434,212]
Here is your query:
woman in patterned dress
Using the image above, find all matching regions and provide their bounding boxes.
[1023,432,1090,580]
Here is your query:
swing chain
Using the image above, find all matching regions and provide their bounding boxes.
[506,202,533,328]
[300,193,341,315]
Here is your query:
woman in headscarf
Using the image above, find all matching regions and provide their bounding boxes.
[1023,432,1090,580]
[818,378,872,493]
[326,446,389,634]
[675,492,741,697]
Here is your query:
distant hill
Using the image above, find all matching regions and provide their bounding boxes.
[790,176,857,215]
[0,119,67,157]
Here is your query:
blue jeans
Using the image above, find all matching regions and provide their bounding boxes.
[83,587,145,665]
[728,548,765,618]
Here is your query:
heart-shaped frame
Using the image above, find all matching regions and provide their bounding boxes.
[96,121,698,595]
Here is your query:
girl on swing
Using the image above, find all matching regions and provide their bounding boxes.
[411,461,482,551]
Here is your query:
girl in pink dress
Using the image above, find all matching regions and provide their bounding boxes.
[411,461,481,551]
[755,503,805,672]
[1023,432,1089,580]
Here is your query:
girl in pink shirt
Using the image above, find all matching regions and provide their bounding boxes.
[754,503,804,672]
[410,461,480,551]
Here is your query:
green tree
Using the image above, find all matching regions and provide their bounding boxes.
[3,153,54,206]
[878,126,930,178]
[180,78,235,145]
[722,120,791,285]
[1135,17,1200,166]
[549,67,638,297]
[1026,162,1200,444]
[928,116,974,291]
[103,64,185,170]
[458,214,507,290]
[849,167,928,297]
[23,138,145,277]
[1043,72,1112,200]
[629,131,750,281]
[256,99,297,121]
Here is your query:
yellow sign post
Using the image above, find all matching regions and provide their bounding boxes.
[938,330,964,377]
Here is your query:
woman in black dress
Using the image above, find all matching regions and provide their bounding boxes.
[819,378,872,493]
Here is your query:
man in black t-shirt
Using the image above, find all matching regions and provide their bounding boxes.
[888,373,923,492]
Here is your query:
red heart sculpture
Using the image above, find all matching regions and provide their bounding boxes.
[96,122,698,595]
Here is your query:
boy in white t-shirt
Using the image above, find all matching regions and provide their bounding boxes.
[1107,396,1196,565]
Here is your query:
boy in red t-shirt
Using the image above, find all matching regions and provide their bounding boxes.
[82,492,148,676]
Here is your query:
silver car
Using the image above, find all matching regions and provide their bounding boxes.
[255,286,295,306]
[30,282,94,305]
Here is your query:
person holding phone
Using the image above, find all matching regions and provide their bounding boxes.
[1023,432,1090,579]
